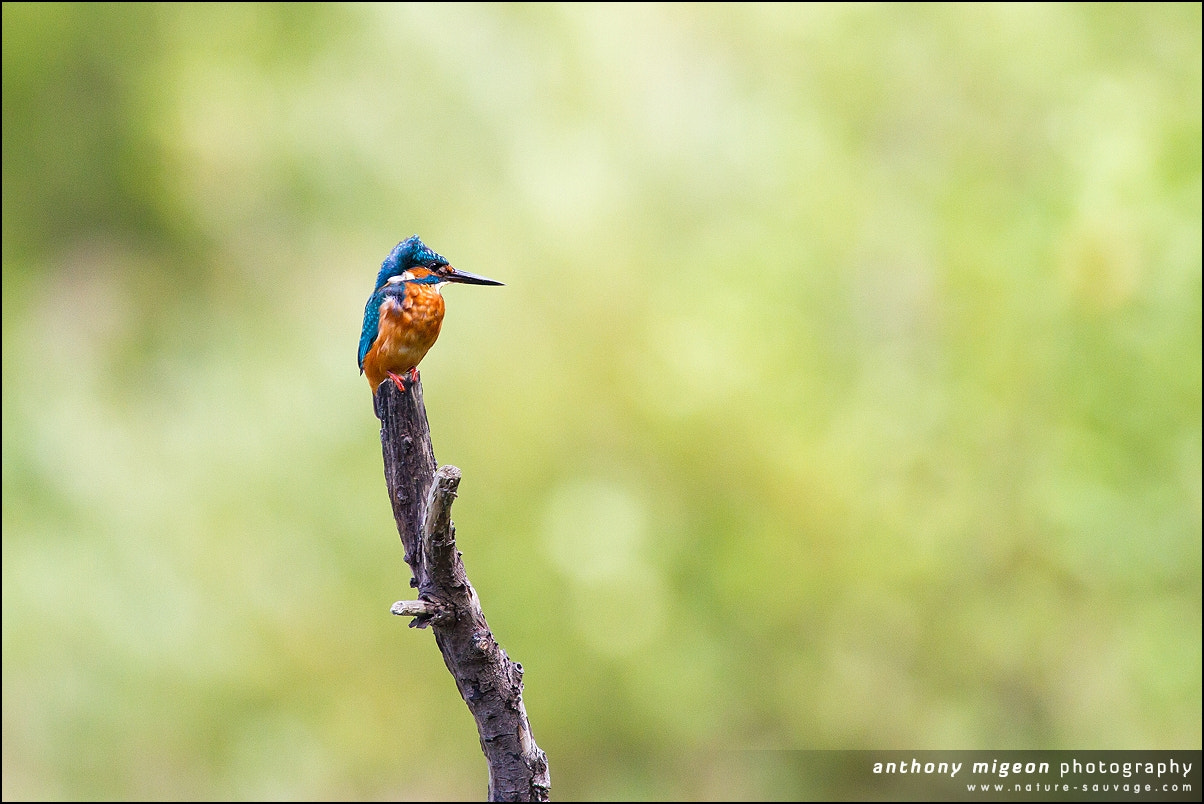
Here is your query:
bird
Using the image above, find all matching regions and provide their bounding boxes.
[358,236,503,396]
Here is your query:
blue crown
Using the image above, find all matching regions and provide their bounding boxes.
[373,235,448,289]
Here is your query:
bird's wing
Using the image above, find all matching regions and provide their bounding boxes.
[358,293,382,372]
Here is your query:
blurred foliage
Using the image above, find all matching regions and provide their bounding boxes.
[2,3,1200,800]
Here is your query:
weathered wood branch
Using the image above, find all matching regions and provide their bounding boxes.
[376,379,550,802]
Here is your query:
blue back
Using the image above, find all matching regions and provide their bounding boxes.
[358,290,384,370]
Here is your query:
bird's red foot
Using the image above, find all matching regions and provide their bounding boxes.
[385,368,420,393]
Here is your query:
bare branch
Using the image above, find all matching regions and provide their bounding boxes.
[376,379,550,801]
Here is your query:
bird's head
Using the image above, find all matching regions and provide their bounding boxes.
[373,235,503,290]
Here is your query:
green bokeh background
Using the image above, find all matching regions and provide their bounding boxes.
[3,3,1200,800]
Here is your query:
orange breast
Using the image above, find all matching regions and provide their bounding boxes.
[362,286,445,392]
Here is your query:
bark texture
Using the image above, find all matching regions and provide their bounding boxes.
[376,379,550,801]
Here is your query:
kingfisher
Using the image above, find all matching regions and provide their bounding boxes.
[358,236,503,395]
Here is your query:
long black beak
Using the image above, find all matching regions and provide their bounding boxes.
[443,266,504,286]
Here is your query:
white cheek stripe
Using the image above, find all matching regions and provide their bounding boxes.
[383,274,446,292]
